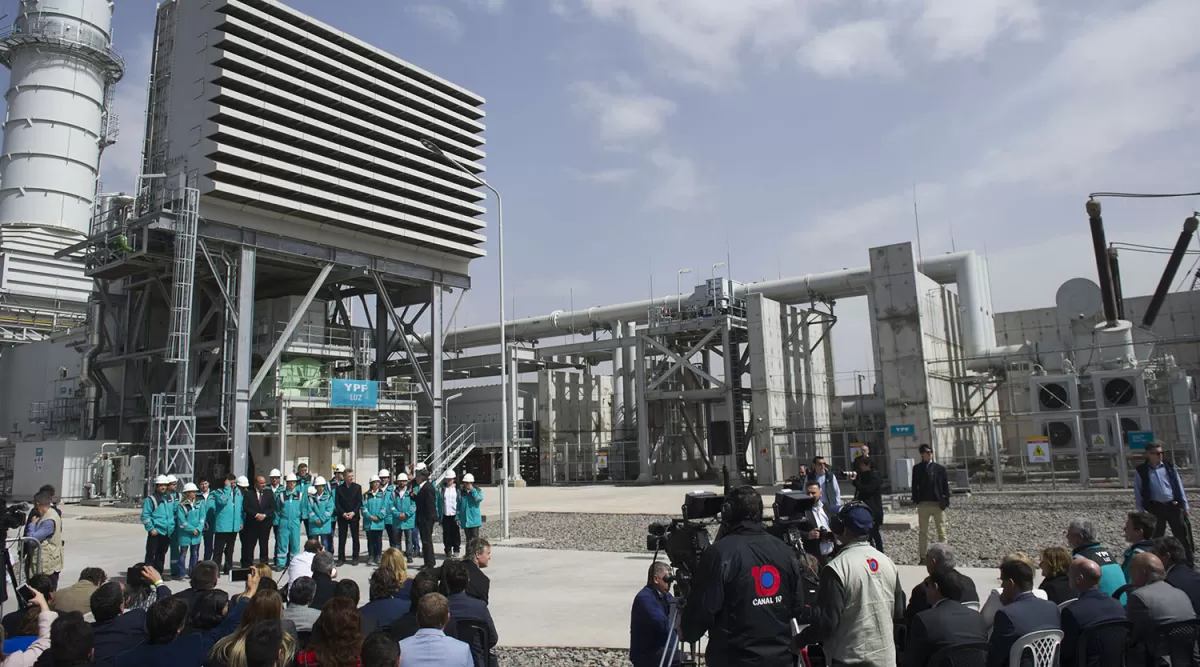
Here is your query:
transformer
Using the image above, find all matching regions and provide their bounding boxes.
[1030,374,1082,449]
[1091,369,1151,448]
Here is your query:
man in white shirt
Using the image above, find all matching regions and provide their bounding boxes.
[804,481,836,562]
[287,538,322,587]
[441,470,462,558]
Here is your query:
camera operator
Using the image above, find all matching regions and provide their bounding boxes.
[24,492,63,589]
[630,562,679,667]
[801,482,836,563]
[793,504,904,667]
[680,486,805,667]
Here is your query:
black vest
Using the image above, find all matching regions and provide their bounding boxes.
[1136,461,1185,504]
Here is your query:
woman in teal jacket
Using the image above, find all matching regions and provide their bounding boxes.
[304,476,335,553]
[140,476,174,574]
[363,476,390,566]
[174,483,205,577]
[211,474,245,574]
[457,473,484,544]
[391,473,417,562]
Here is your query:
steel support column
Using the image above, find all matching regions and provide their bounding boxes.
[375,294,389,382]
[430,285,444,460]
[232,247,256,477]
[721,319,739,476]
[510,349,522,482]
[636,334,651,482]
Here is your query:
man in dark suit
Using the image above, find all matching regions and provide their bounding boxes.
[90,567,173,664]
[335,469,363,566]
[414,470,439,570]
[442,560,498,667]
[1156,536,1200,615]
[911,443,951,562]
[904,568,986,667]
[241,475,275,567]
[1126,552,1196,650]
[464,537,491,604]
[905,543,981,629]
[308,552,337,610]
[987,558,1060,667]
[1061,557,1127,667]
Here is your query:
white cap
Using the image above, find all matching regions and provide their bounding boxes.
[285,473,298,482]
[236,476,250,488]
[397,473,409,481]
[308,486,317,495]
[154,475,170,485]
[379,469,390,478]
[444,470,456,479]
[334,464,345,473]
[462,473,475,483]
[269,469,281,478]
[166,474,178,483]
[415,462,428,471]
[314,476,327,486]
[183,482,199,492]
[370,475,381,483]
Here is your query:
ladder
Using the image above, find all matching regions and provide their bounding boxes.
[166,188,198,362]
[423,423,477,484]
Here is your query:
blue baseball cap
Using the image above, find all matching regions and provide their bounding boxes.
[843,506,875,534]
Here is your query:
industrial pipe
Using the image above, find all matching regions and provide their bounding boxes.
[1141,215,1200,328]
[1108,248,1126,321]
[1086,200,1121,327]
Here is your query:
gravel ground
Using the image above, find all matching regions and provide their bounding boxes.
[494,648,629,666]
[84,492,1143,567]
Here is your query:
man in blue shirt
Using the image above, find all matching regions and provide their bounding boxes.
[398,593,473,667]
[630,561,680,667]
[806,456,842,513]
[1134,443,1194,566]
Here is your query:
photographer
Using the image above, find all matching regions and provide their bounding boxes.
[24,492,63,589]
[793,504,904,667]
[680,486,805,667]
[629,562,679,667]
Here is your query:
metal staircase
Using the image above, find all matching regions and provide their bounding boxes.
[423,423,477,483]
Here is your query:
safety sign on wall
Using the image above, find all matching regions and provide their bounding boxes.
[33,446,44,473]
[1026,437,1050,463]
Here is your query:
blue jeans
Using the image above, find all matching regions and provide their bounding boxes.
[408,526,421,557]
[317,533,333,553]
[367,530,383,561]
[176,544,199,577]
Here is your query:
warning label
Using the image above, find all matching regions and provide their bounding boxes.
[1027,437,1050,463]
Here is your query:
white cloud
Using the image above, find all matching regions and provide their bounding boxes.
[645,148,701,211]
[568,167,638,185]
[407,5,464,40]
[99,33,153,193]
[794,184,949,251]
[798,19,901,78]
[465,0,504,13]
[912,0,1042,61]
[570,75,677,147]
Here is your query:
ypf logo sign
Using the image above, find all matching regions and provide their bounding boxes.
[751,565,783,605]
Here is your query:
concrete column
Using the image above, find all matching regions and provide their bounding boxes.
[430,285,444,460]
[623,322,636,441]
[351,408,359,471]
[510,350,523,482]
[278,396,288,471]
[612,321,625,433]
[231,247,256,477]
[636,334,652,482]
[720,318,739,475]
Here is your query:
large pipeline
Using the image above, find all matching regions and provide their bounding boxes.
[1142,216,1200,328]
[1086,200,1120,327]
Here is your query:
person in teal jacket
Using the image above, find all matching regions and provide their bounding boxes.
[305,476,335,553]
[175,483,205,577]
[212,474,246,575]
[275,473,305,568]
[363,476,390,566]
[141,475,174,575]
[378,469,398,550]
[165,474,182,577]
[391,473,416,563]
[458,473,484,544]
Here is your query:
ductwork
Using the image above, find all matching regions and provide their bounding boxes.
[432,249,1030,371]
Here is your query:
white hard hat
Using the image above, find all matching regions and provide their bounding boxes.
[269,469,281,478]
[397,473,409,481]
[462,473,475,483]
[444,470,456,479]
[285,473,298,482]
[334,464,345,473]
[154,475,169,485]
[314,476,327,486]
[183,482,199,492]
[370,475,381,483]
[379,469,390,477]
[166,474,178,483]
[415,462,428,471]
[307,486,316,495]
[236,476,250,487]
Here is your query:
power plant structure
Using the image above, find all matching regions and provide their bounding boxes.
[0,0,124,344]
[1,0,1199,500]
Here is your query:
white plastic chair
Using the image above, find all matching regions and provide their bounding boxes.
[1008,629,1063,667]
[1057,599,1075,611]
[963,600,980,611]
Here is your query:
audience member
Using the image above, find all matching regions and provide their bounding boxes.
[629,562,679,667]
[206,590,298,667]
[2,577,55,638]
[981,553,1050,630]
[1037,547,1076,605]
[26,491,65,589]
[1123,512,1158,579]
[377,549,412,600]
[120,563,162,613]
[801,482,836,561]
[53,569,106,616]
[185,591,231,636]
[360,630,400,667]
[986,557,1060,667]
[295,598,362,667]
[1155,536,1200,614]
[359,569,408,628]
[851,455,885,552]
[89,567,173,663]
[242,622,295,667]
[231,565,274,605]
[0,587,53,667]
[397,594,472,667]
[174,561,220,613]
[462,538,491,605]
[388,570,457,642]
[905,543,980,628]
[282,578,321,634]
[1060,558,1126,667]
[333,580,360,607]
[903,569,986,667]
[1068,518,1127,597]
[308,553,337,610]
[44,613,93,667]
[1125,552,1196,651]
[287,540,322,589]
[6,609,42,650]
[441,560,497,653]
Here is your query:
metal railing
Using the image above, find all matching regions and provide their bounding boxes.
[423,424,477,483]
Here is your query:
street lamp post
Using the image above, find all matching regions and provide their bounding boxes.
[420,138,509,541]
[676,268,692,314]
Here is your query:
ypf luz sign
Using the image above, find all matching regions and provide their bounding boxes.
[330,379,378,409]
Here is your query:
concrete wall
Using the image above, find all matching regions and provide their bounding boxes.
[747,294,788,485]
[13,439,106,501]
[0,331,86,440]
[445,382,537,444]
[537,363,612,482]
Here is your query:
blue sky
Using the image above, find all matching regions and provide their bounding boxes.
[12,0,1200,387]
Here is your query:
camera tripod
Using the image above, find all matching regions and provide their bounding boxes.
[1,538,24,615]
[658,590,701,667]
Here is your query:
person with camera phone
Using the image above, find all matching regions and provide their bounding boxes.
[680,486,806,667]
[792,503,904,667]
